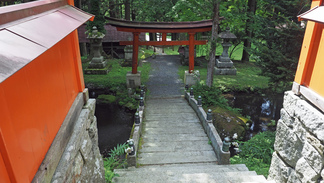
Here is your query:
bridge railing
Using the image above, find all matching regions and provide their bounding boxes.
[185,91,230,165]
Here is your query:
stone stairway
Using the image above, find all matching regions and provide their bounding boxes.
[113,163,271,183]
[113,97,273,183]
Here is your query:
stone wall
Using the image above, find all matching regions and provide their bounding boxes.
[268,91,324,183]
[184,92,230,165]
[51,98,105,183]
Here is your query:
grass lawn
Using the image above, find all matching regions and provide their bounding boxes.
[178,60,270,92]
[83,59,151,90]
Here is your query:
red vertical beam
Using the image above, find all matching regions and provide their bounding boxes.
[188,32,195,73]
[162,33,167,42]
[132,32,140,74]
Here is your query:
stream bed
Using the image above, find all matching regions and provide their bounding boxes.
[90,91,135,157]
[229,92,284,139]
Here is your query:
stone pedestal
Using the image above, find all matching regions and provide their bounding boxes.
[214,59,237,75]
[184,70,200,87]
[88,38,107,69]
[86,27,108,75]
[126,71,141,89]
[124,45,133,66]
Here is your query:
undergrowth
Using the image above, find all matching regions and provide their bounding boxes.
[230,131,276,178]
[191,83,240,113]
[83,59,150,110]
[104,143,129,183]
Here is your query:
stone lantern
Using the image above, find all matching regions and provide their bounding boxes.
[88,26,107,69]
[124,37,133,66]
[214,27,237,75]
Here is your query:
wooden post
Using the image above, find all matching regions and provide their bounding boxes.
[162,33,167,53]
[132,32,140,74]
[188,32,195,73]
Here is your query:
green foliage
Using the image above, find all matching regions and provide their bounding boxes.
[192,84,229,109]
[104,143,130,182]
[230,131,276,177]
[230,155,271,178]
[250,0,310,90]
[238,131,276,164]
[97,94,117,104]
[179,61,269,92]
[83,59,151,110]
[86,0,106,34]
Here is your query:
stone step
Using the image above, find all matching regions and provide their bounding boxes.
[144,121,202,128]
[144,114,199,121]
[115,163,249,174]
[112,164,274,183]
[142,134,208,142]
[143,127,206,135]
[145,98,186,105]
[137,150,217,165]
[113,168,270,183]
[140,140,213,153]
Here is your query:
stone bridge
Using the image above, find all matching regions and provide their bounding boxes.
[113,55,274,183]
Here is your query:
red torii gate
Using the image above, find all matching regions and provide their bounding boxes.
[106,17,215,74]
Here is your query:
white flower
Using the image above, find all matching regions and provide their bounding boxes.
[232,142,239,148]
[127,139,134,144]
[125,147,133,154]
[233,133,238,140]
[234,147,241,153]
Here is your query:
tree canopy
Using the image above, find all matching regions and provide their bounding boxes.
[75,0,311,90]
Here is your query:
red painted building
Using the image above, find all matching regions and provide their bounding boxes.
[0,0,93,182]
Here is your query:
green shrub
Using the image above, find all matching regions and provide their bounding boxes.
[97,94,116,104]
[104,143,130,182]
[238,131,275,164]
[230,131,276,178]
[192,84,239,113]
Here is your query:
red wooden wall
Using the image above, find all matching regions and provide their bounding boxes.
[0,30,84,182]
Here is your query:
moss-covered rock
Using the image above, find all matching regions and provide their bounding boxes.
[97,94,116,104]
[212,107,249,140]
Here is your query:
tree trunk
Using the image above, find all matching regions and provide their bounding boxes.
[125,0,131,20]
[206,1,219,87]
[80,43,88,57]
[242,0,257,62]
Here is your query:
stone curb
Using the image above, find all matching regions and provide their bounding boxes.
[184,92,230,165]
[127,95,145,167]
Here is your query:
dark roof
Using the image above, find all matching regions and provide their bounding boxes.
[0,3,93,83]
[106,17,214,30]
[78,24,146,43]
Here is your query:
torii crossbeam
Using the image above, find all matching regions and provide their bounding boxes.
[106,17,218,74]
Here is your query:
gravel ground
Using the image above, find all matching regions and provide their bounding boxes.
[145,55,184,98]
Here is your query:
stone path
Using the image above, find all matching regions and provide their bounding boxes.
[113,55,273,182]
[145,55,183,98]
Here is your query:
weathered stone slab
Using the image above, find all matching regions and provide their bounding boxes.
[295,157,321,183]
[280,108,294,128]
[283,91,300,116]
[138,150,217,165]
[302,141,324,174]
[295,99,324,142]
[307,133,324,156]
[287,170,302,183]
[274,120,303,167]
[268,152,293,183]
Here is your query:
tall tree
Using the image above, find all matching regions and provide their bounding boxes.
[206,0,220,87]
[242,0,256,62]
[250,0,310,90]
[125,0,131,20]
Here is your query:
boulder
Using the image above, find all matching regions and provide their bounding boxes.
[212,107,248,140]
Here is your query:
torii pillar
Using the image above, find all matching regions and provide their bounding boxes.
[126,32,141,89]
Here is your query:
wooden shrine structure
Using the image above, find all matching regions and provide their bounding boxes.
[106,17,219,74]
